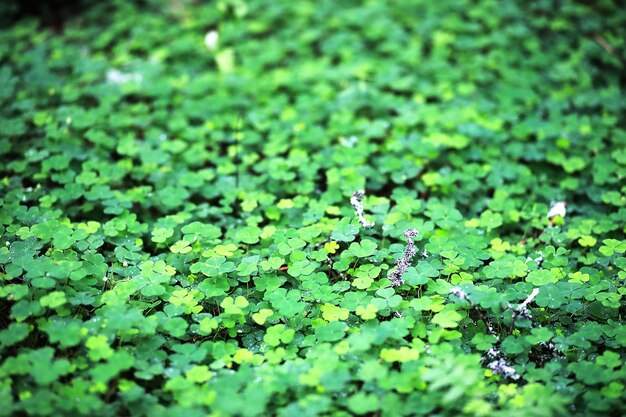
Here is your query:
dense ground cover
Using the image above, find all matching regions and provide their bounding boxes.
[1,0,625,415]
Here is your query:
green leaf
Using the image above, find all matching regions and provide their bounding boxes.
[151,227,174,243]
[39,291,67,309]
[170,240,192,254]
[331,221,359,242]
[347,239,378,258]
[315,321,348,342]
[252,308,274,325]
[220,296,249,315]
[480,210,503,230]
[578,235,597,247]
[431,309,463,328]
[526,269,558,286]
[236,226,261,244]
[86,335,114,361]
[264,324,295,347]
[321,303,350,321]
[599,239,626,256]
[525,327,554,345]
[347,392,380,415]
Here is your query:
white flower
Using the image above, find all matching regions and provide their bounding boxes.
[340,135,358,148]
[449,286,467,301]
[204,30,219,50]
[350,190,374,229]
[487,358,520,380]
[547,201,567,219]
[106,69,142,85]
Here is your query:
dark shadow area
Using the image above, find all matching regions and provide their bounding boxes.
[0,0,92,30]
[0,0,147,31]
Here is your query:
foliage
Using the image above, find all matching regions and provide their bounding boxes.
[1,0,625,416]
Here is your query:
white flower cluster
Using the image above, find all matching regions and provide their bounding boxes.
[350,190,375,229]
[388,229,419,287]
[485,348,520,380]
[449,286,468,302]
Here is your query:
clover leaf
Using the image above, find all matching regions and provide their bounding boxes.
[431,309,463,328]
[264,324,295,347]
[252,308,274,325]
[321,303,350,321]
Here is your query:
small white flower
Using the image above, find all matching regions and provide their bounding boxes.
[340,135,358,148]
[487,358,520,380]
[449,286,467,301]
[106,69,142,85]
[547,201,567,219]
[486,347,499,358]
[204,30,219,50]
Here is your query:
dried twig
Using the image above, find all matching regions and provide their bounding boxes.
[594,34,614,55]
[510,287,540,321]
